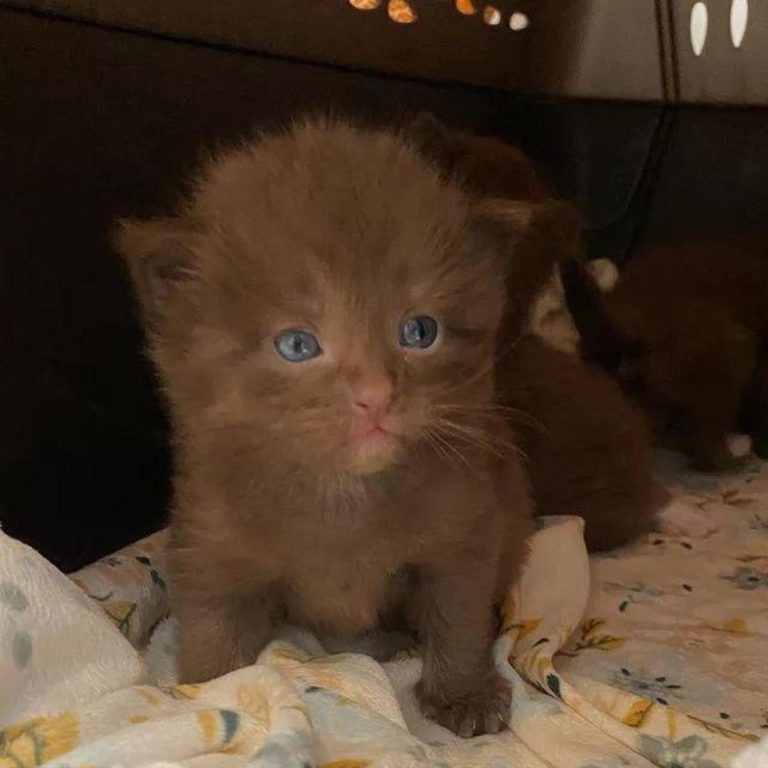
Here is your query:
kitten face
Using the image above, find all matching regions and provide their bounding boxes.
[119,121,537,479]
[215,273,498,477]
[193,236,506,477]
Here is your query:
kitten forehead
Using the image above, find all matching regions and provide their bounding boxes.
[191,119,471,282]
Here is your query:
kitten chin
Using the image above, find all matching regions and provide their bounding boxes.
[345,430,403,476]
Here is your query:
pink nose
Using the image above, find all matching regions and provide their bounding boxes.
[349,372,393,419]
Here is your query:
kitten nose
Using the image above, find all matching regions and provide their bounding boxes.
[349,372,393,419]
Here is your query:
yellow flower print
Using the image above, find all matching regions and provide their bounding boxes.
[135,688,161,706]
[689,489,756,510]
[127,715,149,725]
[502,616,542,642]
[236,684,269,722]
[0,712,79,767]
[197,710,218,749]
[196,710,241,750]
[319,761,371,768]
[269,645,310,663]
[562,618,625,656]
[103,601,137,635]
[299,669,347,693]
[622,699,654,728]
[164,684,202,701]
[703,617,749,635]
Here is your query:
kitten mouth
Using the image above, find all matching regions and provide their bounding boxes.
[349,425,399,449]
[357,424,389,439]
[350,416,403,443]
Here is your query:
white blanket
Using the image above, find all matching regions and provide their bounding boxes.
[2,456,767,767]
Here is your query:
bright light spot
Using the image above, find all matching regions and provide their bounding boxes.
[509,12,529,31]
[690,2,708,57]
[483,5,502,25]
[730,0,748,48]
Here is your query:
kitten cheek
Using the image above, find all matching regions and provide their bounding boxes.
[392,402,433,440]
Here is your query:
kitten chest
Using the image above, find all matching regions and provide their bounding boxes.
[283,542,409,637]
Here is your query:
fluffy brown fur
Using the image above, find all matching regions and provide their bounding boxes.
[407,113,551,202]
[412,116,663,548]
[116,118,565,737]
[564,242,768,470]
[498,335,666,551]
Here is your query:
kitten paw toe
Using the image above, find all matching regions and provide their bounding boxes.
[727,433,753,460]
[417,674,511,738]
[657,499,719,539]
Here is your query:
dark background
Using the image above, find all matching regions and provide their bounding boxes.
[2,2,767,570]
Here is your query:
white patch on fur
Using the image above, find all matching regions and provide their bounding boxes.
[728,433,753,459]
[657,498,719,539]
[529,268,580,355]
[529,259,620,354]
[587,258,620,292]
[732,735,768,768]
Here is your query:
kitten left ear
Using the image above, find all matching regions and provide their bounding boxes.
[114,216,201,329]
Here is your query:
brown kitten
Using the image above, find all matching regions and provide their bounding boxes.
[563,241,768,470]
[498,334,665,551]
[117,118,558,737]
[412,116,663,548]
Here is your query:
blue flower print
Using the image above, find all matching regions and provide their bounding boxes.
[638,735,720,768]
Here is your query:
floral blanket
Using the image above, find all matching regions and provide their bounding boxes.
[1,456,767,768]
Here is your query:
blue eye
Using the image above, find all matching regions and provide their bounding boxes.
[399,315,439,349]
[274,330,322,362]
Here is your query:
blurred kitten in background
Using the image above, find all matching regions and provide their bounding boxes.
[562,240,768,471]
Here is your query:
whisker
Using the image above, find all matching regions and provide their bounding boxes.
[427,427,474,472]
[423,429,457,471]
[434,403,549,437]
[433,417,530,467]
[434,420,508,461]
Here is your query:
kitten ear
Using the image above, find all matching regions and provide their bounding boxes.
[471,198,583,332]
[405,112,451,150]
[115,217,200,327]
[405,112,462,175]
[472,197,582,258]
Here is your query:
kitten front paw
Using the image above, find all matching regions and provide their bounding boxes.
[416,673,511,738]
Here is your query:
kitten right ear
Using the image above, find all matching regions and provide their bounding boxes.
[404,112,462,175]
[471,197,584,336]
[115,217,199,326]
[473,197,581,283]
